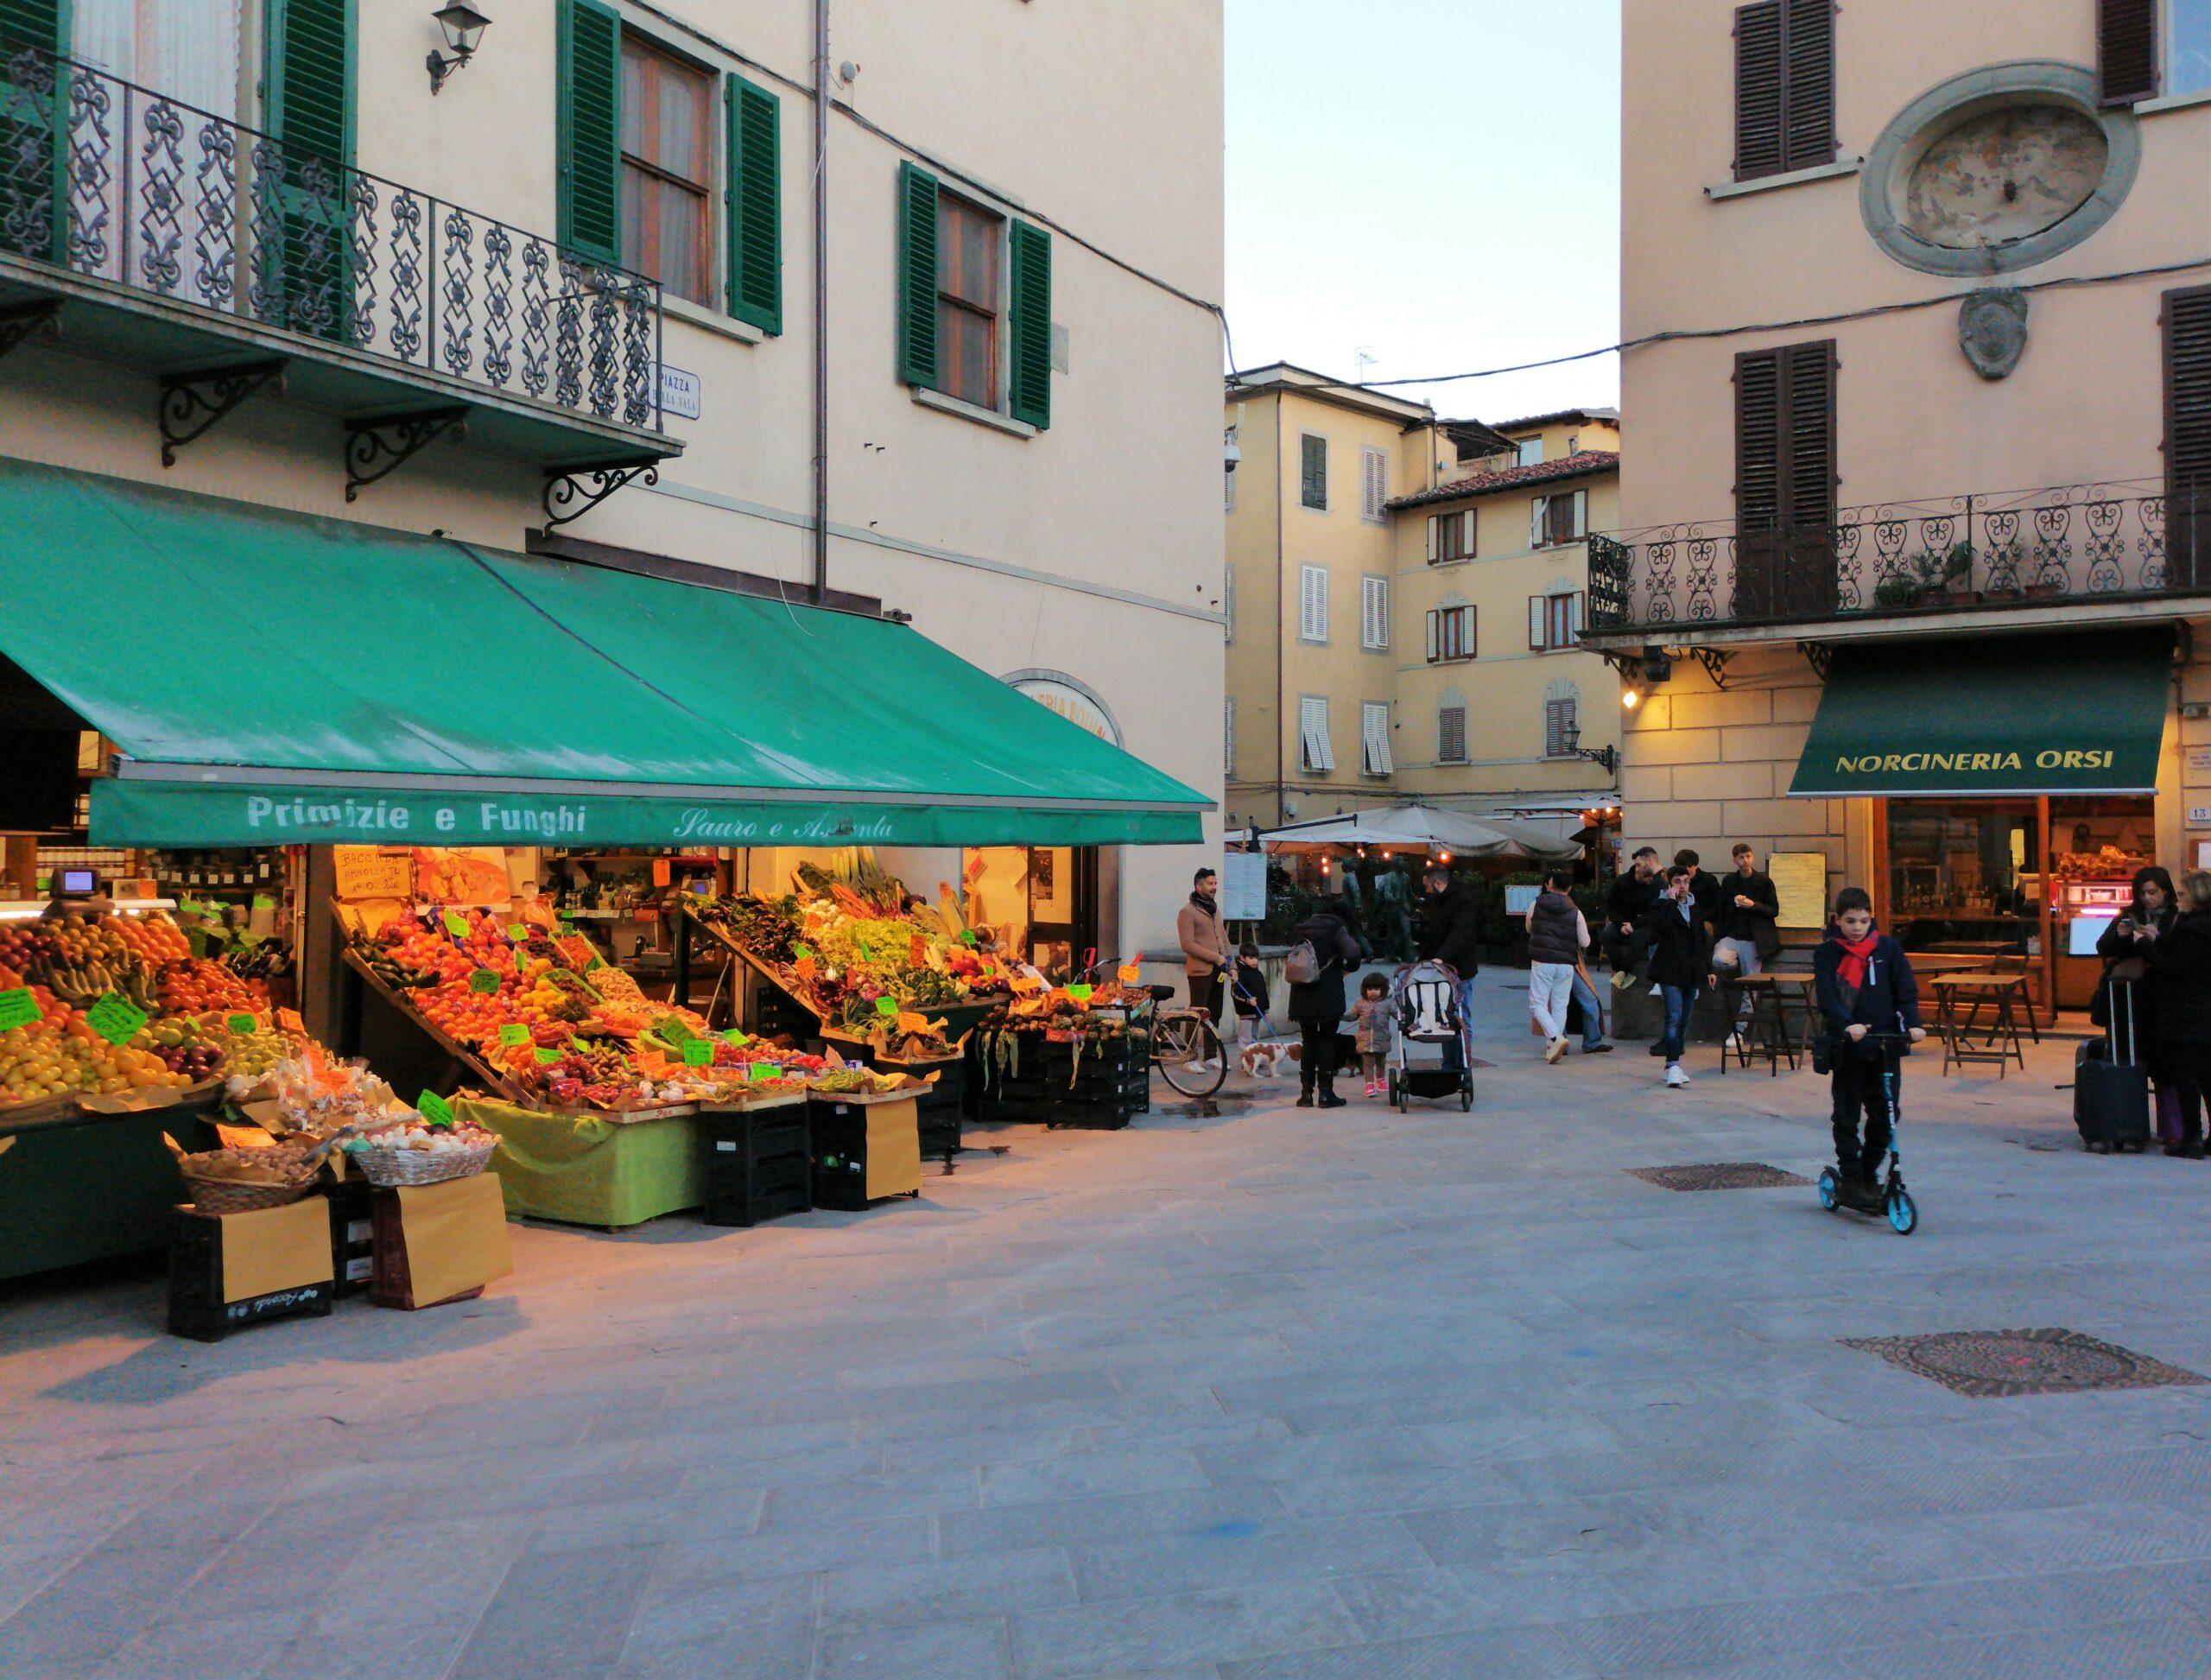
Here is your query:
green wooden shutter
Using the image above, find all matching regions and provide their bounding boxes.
[0,0,69,264]
[896,160,939,390]
[557,0,621,267]
[263,0,356,340]
[1008,219,1052,431]
[725,73,781,333]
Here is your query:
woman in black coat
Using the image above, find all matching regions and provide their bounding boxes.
[2138,869,2211,1157]
[1289,900,1362,1109]
[2096,865,2177,1140]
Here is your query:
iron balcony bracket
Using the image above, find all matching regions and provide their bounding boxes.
[158,358,288,466]
[1687,647,1733,690]
[0,299,63,362]
[344,406,471,501]
[542,460,661,531]
[1799,642,1834,682]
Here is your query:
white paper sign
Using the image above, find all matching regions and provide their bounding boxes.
[1505,885,1541,916]
[1220,853,1268,922]
[659,365,701,421]
[2189,748,2211,773]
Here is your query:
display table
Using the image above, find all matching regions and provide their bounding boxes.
[455,1097,704,1227]
[0,1101,219,1281]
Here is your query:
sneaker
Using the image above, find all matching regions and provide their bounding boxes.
[1664,1064,1689,1088]
[1583,1043,1613,1055]
[1545,1037,1568,1065]
[1610,970,1631,992]
[1364,1081,1379,1098]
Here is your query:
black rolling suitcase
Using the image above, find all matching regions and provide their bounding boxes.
[2075,980,2151,1154]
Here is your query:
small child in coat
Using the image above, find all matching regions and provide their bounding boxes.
[1811,886,1926,1192]
[1351,972,1395,1099]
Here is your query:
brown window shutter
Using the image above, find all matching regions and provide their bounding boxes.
[2169,286,2211,589]
[1735,3,1784,181]
[1782,0,1837,171]
[1783,340,1838,530]
[2099,0,2158,106]
[1735,349,1783,533]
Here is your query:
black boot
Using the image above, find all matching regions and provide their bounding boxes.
[1295,1073,1315,1108]
[1317,1076,1346,1109]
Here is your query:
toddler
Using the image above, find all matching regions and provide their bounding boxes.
[1350,972,1395,1098]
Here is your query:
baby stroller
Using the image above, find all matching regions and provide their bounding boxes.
[1389,961,1473,1111]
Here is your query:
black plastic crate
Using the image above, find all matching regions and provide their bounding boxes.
[808,1098,922,1212]
[167,1206,336,1342]
[699,1106,813,1227]
[326,1177,376,1297]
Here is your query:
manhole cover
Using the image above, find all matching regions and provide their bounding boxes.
[1842,1328,2207,1398]
[1625,1163,1811,1192]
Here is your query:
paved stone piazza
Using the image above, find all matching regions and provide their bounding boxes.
[8,973,2211,1679]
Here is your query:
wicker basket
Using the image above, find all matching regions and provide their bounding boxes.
[180,1172,314,1216]
[352,1136,497,1188]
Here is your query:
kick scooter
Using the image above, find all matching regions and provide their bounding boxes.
[1815,1030,1918,1235]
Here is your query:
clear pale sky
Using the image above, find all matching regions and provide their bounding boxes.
[1224,0,1623,428]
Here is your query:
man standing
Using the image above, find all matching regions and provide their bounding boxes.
[1675,849,1722,935]
[1713,842,1780,1041]
[1643,864,1717,1088]
[1419,864,1481,1075]
[1604,846,1663,986]
[1524,869,1590,1065]
[1177,867,1232,1037]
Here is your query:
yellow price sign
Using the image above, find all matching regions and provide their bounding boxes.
[1118,964,1142,985]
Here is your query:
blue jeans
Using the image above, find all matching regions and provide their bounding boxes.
[1660,984,1699,1065]
[1571,968,1607,1050]
[1441,976,1475,1074]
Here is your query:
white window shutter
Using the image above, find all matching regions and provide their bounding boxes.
[1460,510,1476,558]
[1529,595,1547,650]
[1530,498,1548,549]
[1224,701,1233,774]
[1426,516,1440,562]
[1569,592,1585,639]
[1425,611,1440,663]
[1568,491,1587,541]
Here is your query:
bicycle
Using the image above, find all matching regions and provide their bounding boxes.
[1144,984,1226,1099]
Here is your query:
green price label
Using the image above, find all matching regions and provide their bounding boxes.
[469,969,502,993]
[858,939,874,961]
[793,942,814,961]
[659,1017,694,1045]
[225,1011,258,1036]
[86,992,148,1047]
[0,988,41,1031]
[1067,984,1095,1003]
[507,923,528,941]
[751,1062,779,1081]
[721,1030,750,1046]
[682,1039,715,1067]
[875,996,899,1017]
[958,929,978,946]
[417,1091,454,1127]
[251,893,276,910]
[516,948,529,974]
[559,917,576,933]
[534,1046,564,1066]
[497,1024,531,1047]
[442,910,471,938]
[585,956,605,972]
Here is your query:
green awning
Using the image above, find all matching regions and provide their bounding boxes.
[0,459,1208,846]
[1788,629,2171,798]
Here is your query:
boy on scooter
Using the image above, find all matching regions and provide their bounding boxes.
[1812,888,1926,1197]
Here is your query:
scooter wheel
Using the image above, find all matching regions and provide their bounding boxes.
[1816,1168,1838,1211]
[1886,1189,1918,1235]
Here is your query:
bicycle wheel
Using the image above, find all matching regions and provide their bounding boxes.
[1157,1020,1226,1097]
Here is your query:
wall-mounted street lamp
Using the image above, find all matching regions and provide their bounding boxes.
[1561,720,1618,777]
[427,3,492,94]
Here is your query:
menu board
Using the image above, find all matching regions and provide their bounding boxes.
[1220,853,1268,922]
[1769,852,1829,929]
[332,846,413,901]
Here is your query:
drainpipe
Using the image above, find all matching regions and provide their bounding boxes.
[1274,394,1286,828]
[812,0,831,597]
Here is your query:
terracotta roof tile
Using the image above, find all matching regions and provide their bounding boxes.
[1387,451,1619,512]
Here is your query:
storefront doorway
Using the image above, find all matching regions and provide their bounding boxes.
[961,846,1101,978]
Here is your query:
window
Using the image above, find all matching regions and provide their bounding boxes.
[1428,510,1477,564]
[1734,0,1836,181]
[2100,0,2211,101]
[1224,700,1234,776]
[1735,339,1839,616]
[1361,703,1393,777]
[1360,575,1390,650]
[1300,434,1328,510]
[1566,432,1581,456]
[619,35,714,304]
[2169,284,2211,587]
[1426,604,1475,663]
[1223,567,1236,643]
[1298,696,1334,773]
[1437,705,1468,764]
[1531,491,1588,548]
[1545,698,1579,758]
[1360,447,1389,522]
[2175,0,2211,95]
[1299,565,1330,643]
[1530,592,1584,651]
[896,162,1051,428]
[1516,437,1545,467]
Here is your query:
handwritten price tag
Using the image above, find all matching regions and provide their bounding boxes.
[682,1040,715,1067]
[469,969,502,994]
[875,996,899,1018]
[958,930,978,946]
[225,1011,259,1036]
[659,1018,694,1045]
[86,992,147,1046]
[0,988,42,1031]
[1118,964,1142,985]
[277,1007,304,1033]
[721,1030,750,1046]
[417,1092,454,1127]
[441,910,471,938]
[750,1062,779,1081]
[1067,984,1094,1004]
[497,1024,531,1048]
[534,1046,563,1066]
[507,923,528,941]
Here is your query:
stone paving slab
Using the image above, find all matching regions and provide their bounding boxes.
[7,972,2211,1675]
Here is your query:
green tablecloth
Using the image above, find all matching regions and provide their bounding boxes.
[454,1099,704,1228]
[0,1106,215,1281]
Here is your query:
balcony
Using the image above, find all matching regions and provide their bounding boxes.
[1587,480,2209,645]
[0,47,676,501]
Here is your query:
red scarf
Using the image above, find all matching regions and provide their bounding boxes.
[1833,932,1878,989]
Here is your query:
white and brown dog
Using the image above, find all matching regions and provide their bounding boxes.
[1238,1038,1302,1079]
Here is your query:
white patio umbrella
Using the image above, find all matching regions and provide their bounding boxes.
[1253,803,1581,863]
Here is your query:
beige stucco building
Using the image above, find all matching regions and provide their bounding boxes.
[1223,369,1623,838]
[0,0,1224,963]
[1601,0,2211,1011]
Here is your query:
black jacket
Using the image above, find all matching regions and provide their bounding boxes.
[1418,881,1481,978]
[2096,903,2175,962]
[1688,869,1724,934]
[1288,911,1362,1023]
[1811,933,1923,1041]
[1605,871,1661,933]
[2145,910,2211,1045]
[1714,869,1779,943]
[1640,896,1714,990]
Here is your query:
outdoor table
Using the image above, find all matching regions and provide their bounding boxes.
[1931,974,2033,1077]
[1719,974,1813,1075]
[455,1097,704,1228]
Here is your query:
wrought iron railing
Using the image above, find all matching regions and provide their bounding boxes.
[0,46,662,430]
[1587,480,2210,634]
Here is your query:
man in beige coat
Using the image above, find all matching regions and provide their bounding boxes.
[1177,867,1232,1044]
